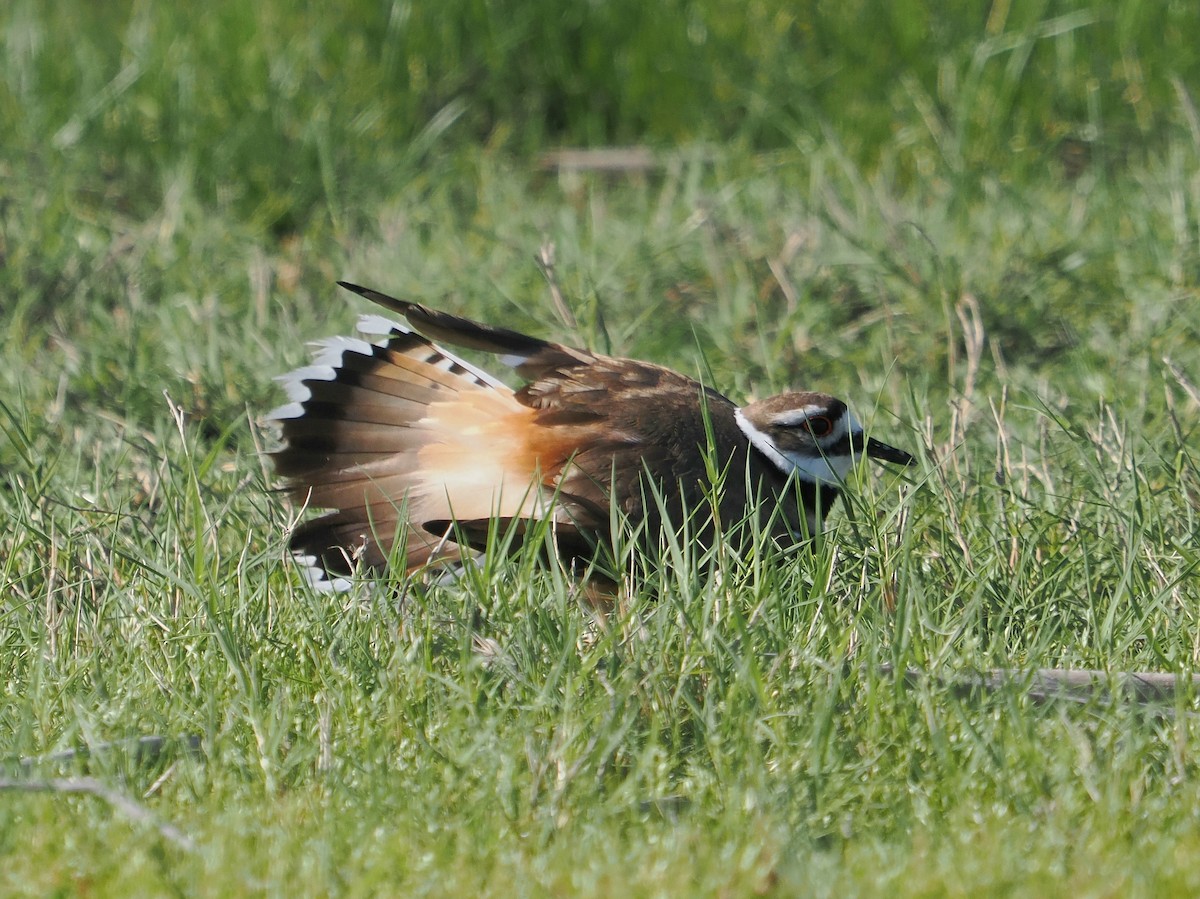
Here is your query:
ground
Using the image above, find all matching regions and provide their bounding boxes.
[2,2,1200,895]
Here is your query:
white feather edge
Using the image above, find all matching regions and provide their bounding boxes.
[309,335,376,368]
[356,313,408,336]
[292,554,355,593]
[266,401,307,421]
[358,313,511,390]
[266,364,338,420]
[267,314,513,423]
[291,550,484,593]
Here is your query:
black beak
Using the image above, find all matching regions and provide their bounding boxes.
[863,436,915,466]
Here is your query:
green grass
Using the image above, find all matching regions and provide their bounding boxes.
[3,1,1200,895]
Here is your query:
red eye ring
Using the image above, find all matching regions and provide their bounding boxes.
[806,415,834,438]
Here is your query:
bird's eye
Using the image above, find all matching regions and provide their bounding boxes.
[806,415,834,438]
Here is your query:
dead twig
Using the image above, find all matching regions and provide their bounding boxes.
[883,665,1200,707]
[14,734,204,772]
[534,241,578,330]
[1164,357,1200,409]
[538,146,658,174]
[0,776,196,852]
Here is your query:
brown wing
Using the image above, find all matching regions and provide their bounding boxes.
[338,282,593,380]
[325,284,805,563]
[270,314,549,579]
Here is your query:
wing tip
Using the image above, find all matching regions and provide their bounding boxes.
[336,280,369,297]
[338,281,413,318]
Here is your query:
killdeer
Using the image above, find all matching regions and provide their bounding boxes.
[270,282,913,586]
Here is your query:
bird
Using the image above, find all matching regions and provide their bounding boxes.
[269,282,914,588]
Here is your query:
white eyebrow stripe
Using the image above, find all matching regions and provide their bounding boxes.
[768,404,829,426]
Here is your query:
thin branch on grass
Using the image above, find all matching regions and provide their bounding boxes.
[14,734,204,771]
[0,776,196,852]
[1164,357,1200,408]
[884,665,1200,707]
[534,241,578,331]
[1171,77,1200,150]
[765,230,806,313]
[538,146,659,174]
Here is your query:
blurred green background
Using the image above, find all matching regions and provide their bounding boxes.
[6,0,1199,428]
[5,0,1198,233]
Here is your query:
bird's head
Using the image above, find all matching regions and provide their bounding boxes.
[735,392,914,486]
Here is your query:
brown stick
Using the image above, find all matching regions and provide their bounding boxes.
[15,733,203,771]
[534,241,577,331]
[0,776,196,851]
[882,665,1200,705]
[538,146,659,173]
